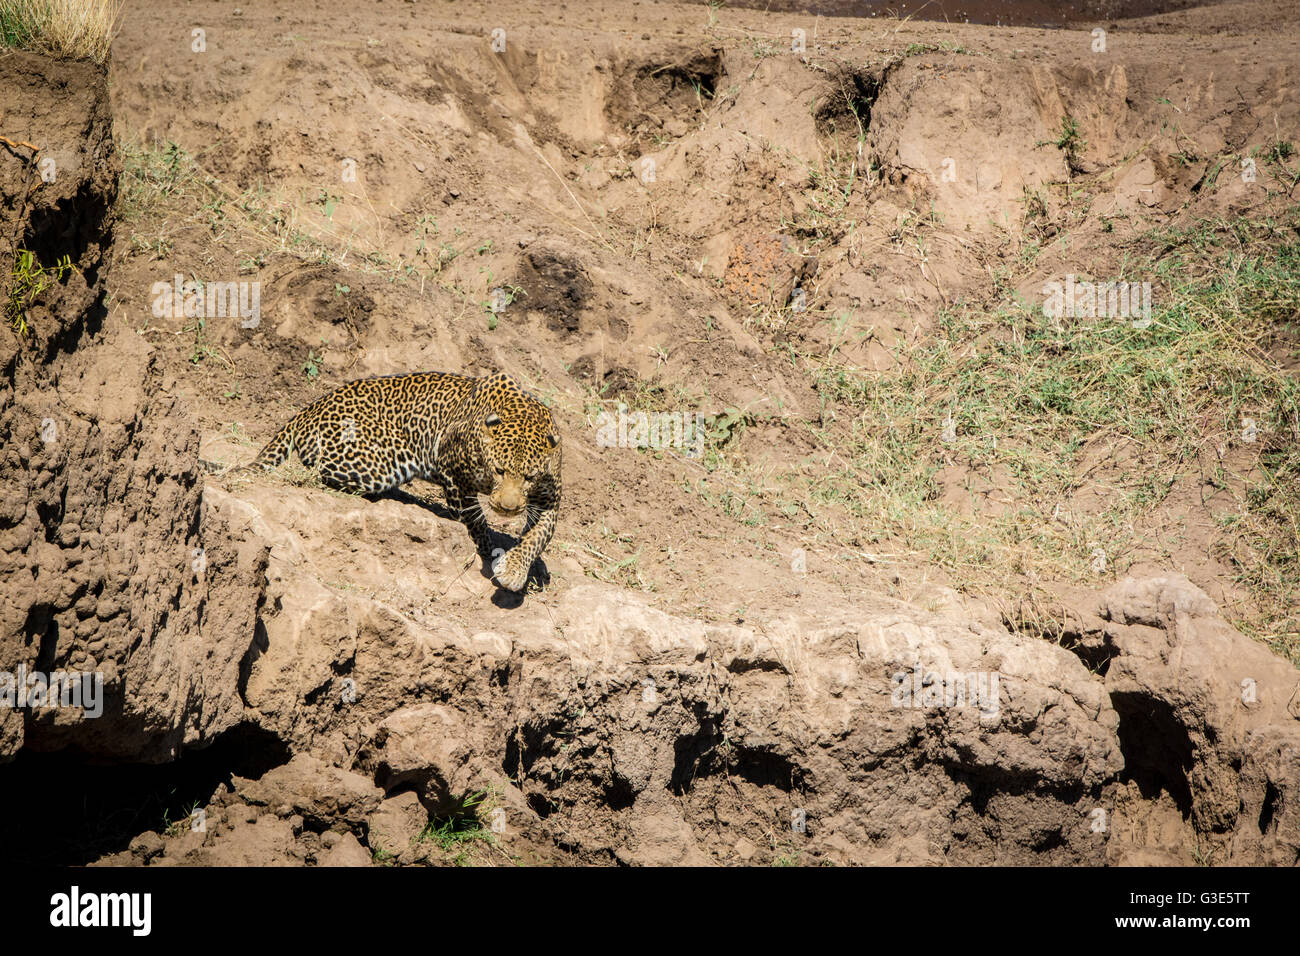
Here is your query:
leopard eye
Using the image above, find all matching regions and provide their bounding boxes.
[495,466,505,476]
[485,413,501,427]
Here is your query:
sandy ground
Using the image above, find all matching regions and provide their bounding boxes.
[100,0,1300,639]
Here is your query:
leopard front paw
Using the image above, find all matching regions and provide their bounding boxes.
[491,548,532,592]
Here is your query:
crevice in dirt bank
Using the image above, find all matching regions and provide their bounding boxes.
[1061,640,1113,677]
[1001,608,1114,676]
[1258,780,1279,835]
[606,48,726,146]
[672,738,806,797]
[1109,691,1195,817]
[502,714,569,780]
[1001,611,1201,830]
[941,760,1090,813]
[814,67,881,145]
[604,774,638,811]
[0,723,290,866]
[20,188,112,288]
[729,746,807,792]
[934,763,1105,861]
[669,715,725,795]
[36,271,110,366]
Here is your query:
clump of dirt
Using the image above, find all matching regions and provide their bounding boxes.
[516,242,595,333]
[722,231,817,308]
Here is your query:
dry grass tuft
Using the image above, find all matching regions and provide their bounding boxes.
[0,0,122,65]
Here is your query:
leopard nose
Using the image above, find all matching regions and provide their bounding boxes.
[491,491,524,515]
[490,474,526,515]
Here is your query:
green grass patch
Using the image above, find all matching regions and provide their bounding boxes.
[415,790,498,866]
[806,214,1300,659]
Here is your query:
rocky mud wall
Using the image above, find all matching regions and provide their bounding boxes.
[150,484,1300,865]
[0,51,267,764]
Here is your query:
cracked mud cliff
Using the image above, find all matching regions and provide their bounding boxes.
[1,0,1299,867]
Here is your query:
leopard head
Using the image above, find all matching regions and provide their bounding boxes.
[468,372,561,517]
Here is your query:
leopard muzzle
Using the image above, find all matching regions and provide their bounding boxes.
[487,475,526,517]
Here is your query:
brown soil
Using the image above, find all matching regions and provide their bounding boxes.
[2,0,1299,867]
[95,0,1300,631]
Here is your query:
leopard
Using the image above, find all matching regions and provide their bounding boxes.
[243,369,561,592]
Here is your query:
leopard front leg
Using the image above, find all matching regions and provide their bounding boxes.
[445,487,493,556]
[494,489,558,592]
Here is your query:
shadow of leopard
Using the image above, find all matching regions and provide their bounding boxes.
[243,370,561,592]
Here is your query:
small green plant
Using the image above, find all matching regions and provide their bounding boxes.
[186,316,220,364]
[1266,140,1295,164]
[119,139,197,223]
[1050,115,1086,174]
[1033,115,1087,177]
[416,789,498,864]
[900,40,975,58]
[161,800,201,837]
[314,189,340,219]
[302,349,323,378]
[484,283,525,330]
[702,406,748,447]
[6,248,75,337]
[1020,186,1049,226]
[690,77,713,111]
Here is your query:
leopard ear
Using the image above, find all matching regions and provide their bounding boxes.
[546,433,558,448]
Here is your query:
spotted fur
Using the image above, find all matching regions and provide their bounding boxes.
[249,370,561,591]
